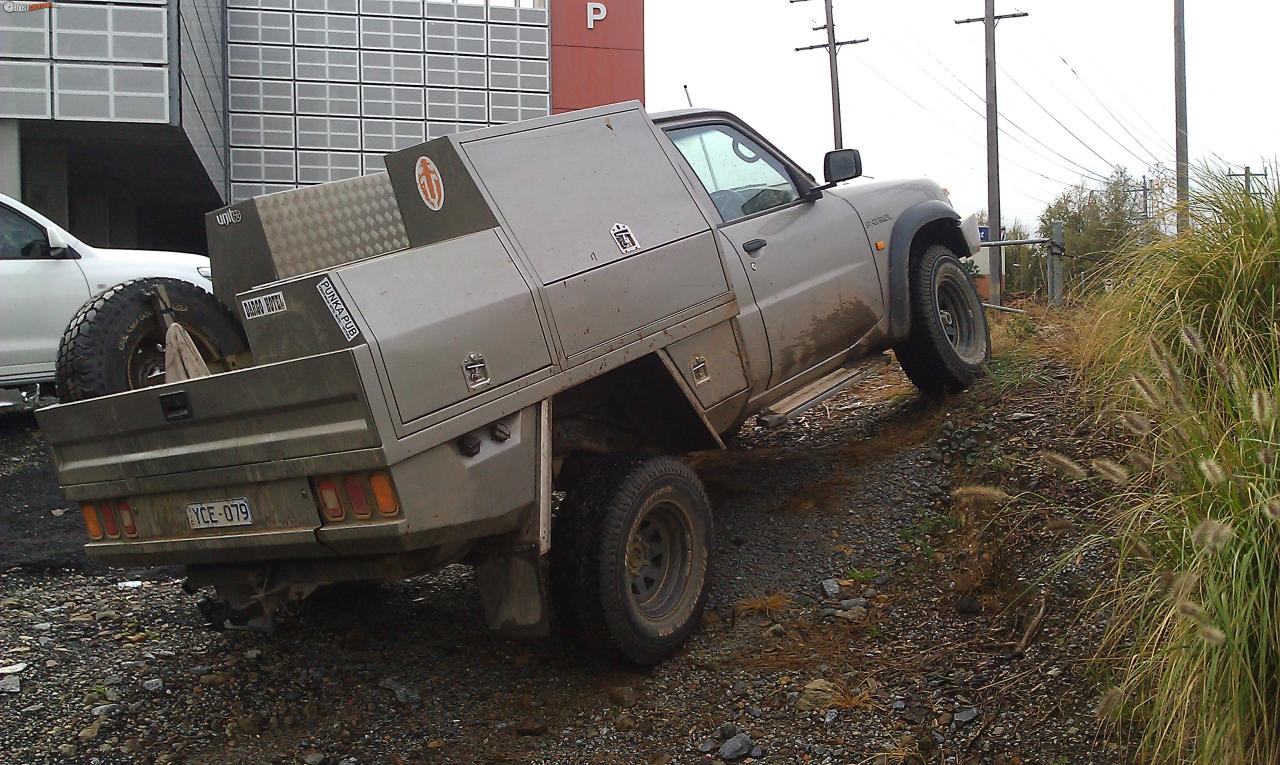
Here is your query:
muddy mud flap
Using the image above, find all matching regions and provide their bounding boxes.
[474,543,551,638]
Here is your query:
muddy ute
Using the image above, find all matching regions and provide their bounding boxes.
[38,102,988,664]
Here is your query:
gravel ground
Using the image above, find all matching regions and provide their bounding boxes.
[0,407,87,572]
[0,357,1130,765]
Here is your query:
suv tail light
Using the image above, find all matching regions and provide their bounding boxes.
[369,472,399,517]
[82,503,104,540]
[316,479,345,521]
[99,504,120,538]
[117,503,138,538]
[343,476,372,519]
[311,471,400,522]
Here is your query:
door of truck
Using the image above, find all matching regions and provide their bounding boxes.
[665,122,883,389]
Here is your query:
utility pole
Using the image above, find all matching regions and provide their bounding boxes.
[1174,0,1189,233]
[1124,175,1152,222]
[956,4,1027,307]
[793,0,868,150]
[1228,165,1267,197]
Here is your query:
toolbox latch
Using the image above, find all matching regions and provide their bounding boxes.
[158,391,193,422]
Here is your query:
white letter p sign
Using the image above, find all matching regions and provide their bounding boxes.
[586,1,607,29]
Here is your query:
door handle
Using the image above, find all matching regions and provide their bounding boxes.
[743,238,767,254]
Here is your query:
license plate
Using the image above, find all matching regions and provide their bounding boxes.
[185,498,253,530]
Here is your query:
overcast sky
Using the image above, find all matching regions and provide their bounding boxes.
[646,0,1276,230]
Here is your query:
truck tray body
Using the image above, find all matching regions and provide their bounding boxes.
[38,102,744,566]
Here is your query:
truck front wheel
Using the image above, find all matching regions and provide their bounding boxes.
[894,243,991,395]
[550,456,713,665]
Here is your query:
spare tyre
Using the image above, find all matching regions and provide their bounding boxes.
[55,278,247,402]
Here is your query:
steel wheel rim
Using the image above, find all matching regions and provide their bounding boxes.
[935,272,982,363]
[625,500,694,623]
[125,325,217,390]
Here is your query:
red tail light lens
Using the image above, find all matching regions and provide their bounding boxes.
[99,503,120,538]
[313,472,399,522]
[117,502,138,538]
[343,476,372,519]
[316,479,344,521]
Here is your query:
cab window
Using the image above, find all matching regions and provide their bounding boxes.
[667,124,800,222]
[0,205,50,260]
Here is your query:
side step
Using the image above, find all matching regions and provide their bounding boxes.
[757,354,890,429]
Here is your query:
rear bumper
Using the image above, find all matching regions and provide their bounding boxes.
[85,510,529,567]
[87,528,324,566]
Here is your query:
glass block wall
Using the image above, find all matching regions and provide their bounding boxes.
[0,0,171,123]
[225,0,550,201]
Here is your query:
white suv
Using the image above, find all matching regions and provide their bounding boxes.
[0,192,214,388]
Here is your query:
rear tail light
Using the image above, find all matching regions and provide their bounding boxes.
[99,503,120,538]
[312,471,400,522]
[316,479,344,521]
[343,476,372,519]
[369,472,400,517]
[117,502,138,538]
[82,503,104,540]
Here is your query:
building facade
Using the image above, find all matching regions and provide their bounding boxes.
[0,0,642,251]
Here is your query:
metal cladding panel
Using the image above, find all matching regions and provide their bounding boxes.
[336,230,552,425]
[383,134,498,249]
[53,63,168,122]
[0,5,50,58]
[0,61,51,118]
[460,105,710,285]
[545,230,728,359]
[550,0,643,113]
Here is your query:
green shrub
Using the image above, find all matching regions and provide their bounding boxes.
[1074,167,1280,764]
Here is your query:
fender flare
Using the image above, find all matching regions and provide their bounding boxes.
[886,200,962,343]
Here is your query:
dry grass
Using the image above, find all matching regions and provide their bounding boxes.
[737,617,870,672]
[733,591,794,621]
[828,679,874,710]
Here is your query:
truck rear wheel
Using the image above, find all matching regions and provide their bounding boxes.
[56,278,246,402]
[894,243,990,395]
[550,456,713,665]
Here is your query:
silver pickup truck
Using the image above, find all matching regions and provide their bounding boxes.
[38,102,987,664]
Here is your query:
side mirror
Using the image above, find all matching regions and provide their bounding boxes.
[45,226,71,257]
[823,148,862,184]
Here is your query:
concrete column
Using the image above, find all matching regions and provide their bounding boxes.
[21,140,69,227]
[0,120,20,199]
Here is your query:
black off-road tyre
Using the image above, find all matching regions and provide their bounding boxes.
[550,456,713,666]
[55,278,246,402]
[894,243,991,395]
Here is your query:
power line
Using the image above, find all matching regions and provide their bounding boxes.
[890,36,1113,184]
[997,61,1151,169]
[1038,40,1179,158]
[851,57,1060,205]
[1033,49,1172,165]
[994,63,1125,175]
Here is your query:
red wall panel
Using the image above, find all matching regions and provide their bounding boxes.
[550,0,644,114]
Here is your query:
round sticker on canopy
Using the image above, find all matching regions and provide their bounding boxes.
[415,156,445,211]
